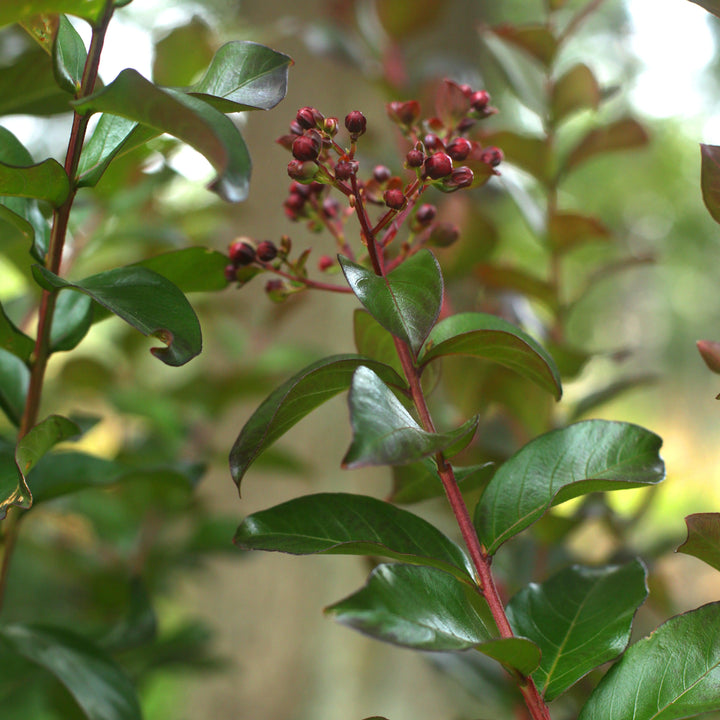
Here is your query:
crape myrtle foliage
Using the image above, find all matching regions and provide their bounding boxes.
[225,35,720,720]
[0,2,292,719]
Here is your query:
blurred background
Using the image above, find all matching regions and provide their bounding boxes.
[3,0,720,718]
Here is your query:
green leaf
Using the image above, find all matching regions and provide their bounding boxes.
[700,144,720,225]
[564,117,649,175]
[0,347,30,426]
[152,17,214,87]
[343,366,478,469]
[688,0,720,19]
[188,41,292,112]
[325,563,497,651]
[677,513,720,572]
[507,560,648,701]
[419,312,562,400]
[132,247,231,293]
[53,14,86,94]
[234,492,474,581]
[480,131,551,185]
[0,623,142,720]
[353,309,403,377]
[391,458,494,504]
[229,355,406,487]
[32,265,202,366]
[476,420,664,555]
[339,250,443,355]
[548,211,611,252]
[0,0,108,25]
[72,69,252,202]
[551,63,600,125]
[50,290,94,352]
[489,24,558,68]
[579,602,720,720]
[474,263,558,310]
[0,302,34,361]
[0,158,70,208]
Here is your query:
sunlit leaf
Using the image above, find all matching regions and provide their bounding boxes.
[188,41,292,112]
[700,144,720,224]
[33,265,202,367]
[0,158,70,207]
[419,312,562,400]
[0,0,108,25]
[677,513,720,572]
[391,458,493,504]
[20,14,59,54]
[0,347,30,426]
[132,247,230,293]
[52,13,86,94]
[0,623,142,720]
[339,250,443,355]
[342,366,478,468]
[476,420,664,555]
[489,24,558,67]
[234,492,474,581]
[229,355,406,487]
[72,69,252,202]
[507,561,648,701]
[551,63,600,125]
[579,602,720,720]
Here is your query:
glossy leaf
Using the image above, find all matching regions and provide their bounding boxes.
[579,602,720,720]
[339,250,443,355]
[477,637,541,676]
[700,144,720,224]
[342,366,478,468]
[53,14,86,94]
[677,513,720,572]
[234,492,474,581]
[33,265,202,367]
[72,69,252,202]
[489,24,558,67]
[0,158,70,207]
[0,347,30,426]
[50,289,94,352]
[564,117,649,174]
[0,0,108,25]
[326,563,497,651]
[229,355,405,486]
[689,0,720,18]
[391,458,494,504]
[507,560,648,701]
[133,247,231,293]
[0,623,142,720]
[476,420,664,555]
[188,41,292,112]
[548,211,611,252]
[419,312,562,400]
[551,63,600,125]
[0,303,34,361]
[481,130,551,185]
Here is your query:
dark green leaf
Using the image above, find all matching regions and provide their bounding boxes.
[132,247,230,293]
[419,312,562,400]
[188,41,292,112]
[0,197,50,264]
[489,24,558,67]
[564,118,649,174]
[53,14,86,94]
[391,458,494,504]
[476,420,664,555]
[50,291,94,352]
[579,602,720,720]
[229,355,406,487]
[0,302,34,361]
[353,309,403,377]
[326,563,497,651]
[476,637,541,676]
[339,250,443,355]
[474,263,558,310]
[548,211,611,252]
[677,513,720,572]
[100,578,157,653]
[72,69,252,202]
[235,492,473,580]
[688,0,720,19]
[343,366,478,468]
[0,347,30,426]
[0,157,70,207]
[551,63,600,125]
[0,623,142,720]
[33,265,202,366]
[701,144,720,225]
[507,560,648,701]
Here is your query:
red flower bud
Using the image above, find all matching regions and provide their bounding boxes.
[383,188,406,210]
[292,130,322,162]
[470,90,490,112]
[345,110,367,137]
[386,100,420,126]
[323,117,339,135]
[480,146,503,167]
[446,137,472,161]
[229,239,256,266]
[256,240,278,262]
[373,165,392,183]
[335,159,358,181]
[296,106,322,130]
[224,264,238,282]
[424,152,453,179]
[442,166,474,191]
[415,203,437,224]
[423,133,444,152]
[429,222,460,247]
[318,255,334,271]
[287,159,319,183]
[406,148,425,168]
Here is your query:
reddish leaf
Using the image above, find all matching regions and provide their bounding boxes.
[435,79,471,129]
[489,24,558,68]
[375,0,443,39]
[700,144,720,225]
[677,513,720,572]
[548,211,611,252]
[475,264,558,311]
[564,118,648,174]
[551,63,600,125]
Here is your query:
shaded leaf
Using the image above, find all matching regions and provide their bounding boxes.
[0,302,34,361]
[701,144,720,225]
[476,637,541,676]
[548,211,611,252]
[326,563,497,651]
[50,288,94,352]
[100,578,157,653]
[0,157,70,207]
[476,420,665,555]
[229,355,406,487]
[0,198,50,264]
[391,458,494,504]
[33,265,202,367]
[551,63,600,125]
[0,347,30,426]
[0,623,142,720]
[188,41,292,112]
[342,366,478,469]
[152,17,214,87]
[72,69,252,202]
[474,263,558,311]
[234,492,474,581]
[375,0,443,38]
[481,130,551,185]
[132,247,230,293]
[353,309,403,377]
[339,250,443,355]
[677,513,720,572]
[507,560,648,701]
[419,312,562,400]
[564,118,649,174]
[688,0,720,18]
[489,24,558,67]
[52,14,86,94]
[579,602,720,720]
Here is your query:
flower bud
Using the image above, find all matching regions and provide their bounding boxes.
[428,222,460,247]
[345,110,367,137]
[386,100,420,126]
[479,146,504,167]
[256,240,278,262]
[224,264,238,283]
[446,137,472,161]
[334,159,358,181]
[383,188,406,210]
[296,106,322,130]
[415,203,437,225]
[287,159,319,183]
[265,278,288,302]
[424,152,453,179]
[423,133,444,152]
[470,90,490,112]
[292,130,322,162]
[373,165,392,183]
[229,239,256,266]
[318,255,334,271]
[323,117,339,135]
[441,166,474,191]
[406,147,425,168]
